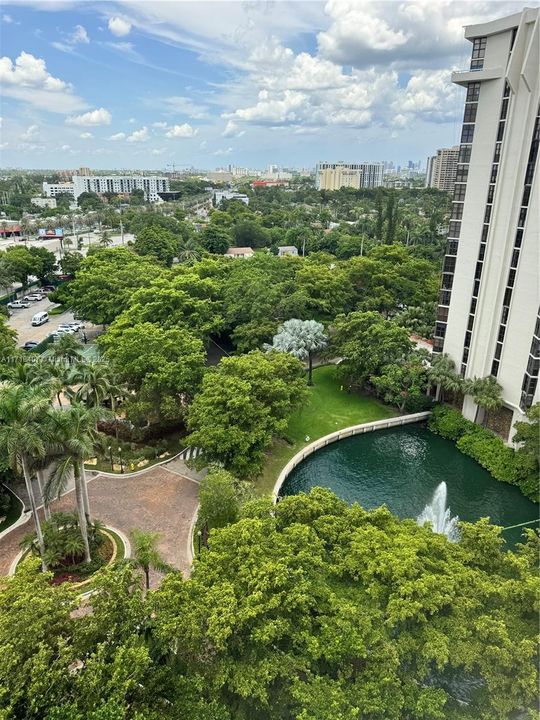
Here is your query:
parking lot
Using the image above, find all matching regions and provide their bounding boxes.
[7,299,93,347]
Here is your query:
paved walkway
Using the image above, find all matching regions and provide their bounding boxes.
[0,464,200,587]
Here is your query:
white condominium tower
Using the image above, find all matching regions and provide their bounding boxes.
[434,7,539,435]
[425,147,460,191]
[315,162,384,190]
[72,175,169,202]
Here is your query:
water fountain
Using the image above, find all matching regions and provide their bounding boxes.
[416,481,460,541]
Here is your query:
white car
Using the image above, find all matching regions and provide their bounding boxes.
[7,299,30,309]
[51,327,75,338]
[68,322,84,332]
[23,293,44,302]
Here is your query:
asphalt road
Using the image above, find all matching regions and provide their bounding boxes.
[8,302,86,347]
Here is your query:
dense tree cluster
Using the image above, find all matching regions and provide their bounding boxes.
[0,489,537,720]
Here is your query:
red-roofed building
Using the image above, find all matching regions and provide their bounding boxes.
[251,180,289,188]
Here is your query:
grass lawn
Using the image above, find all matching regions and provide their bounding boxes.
[256,364,395,495]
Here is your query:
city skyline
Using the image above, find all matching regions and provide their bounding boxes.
[1,0,536,170]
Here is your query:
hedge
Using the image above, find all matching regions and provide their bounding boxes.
[428,406,537,501]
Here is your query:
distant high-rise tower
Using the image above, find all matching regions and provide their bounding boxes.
[433,7,539,436]
[425,147,460,191]
[315,162,384,190]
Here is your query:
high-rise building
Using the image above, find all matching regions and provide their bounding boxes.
[433,7,539,435]
[315,162,384,190]
[425,147,460,191]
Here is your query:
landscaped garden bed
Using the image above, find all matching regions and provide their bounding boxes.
[0,485,23,534]
[85,430,186,474]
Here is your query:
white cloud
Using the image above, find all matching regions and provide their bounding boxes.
[80,132,93,139]
[151,148,165,155]
[128,117,136,124]
[52,24,90,53]
[126,126,148,142]
[20,124,39,140]
[199,140,208,149]
[108,132,126,141]
[66,108,112,126]
[0,51,85,113]
[158,95,209,119]
[213,147,233,156]
[61,144,71,151]
[2,14,14,24]
[108,16,132,37]
[165,122,197,138]
[222,120,245,138]
[152,121,168,128]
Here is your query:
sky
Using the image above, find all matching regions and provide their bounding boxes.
[0,0,536,171]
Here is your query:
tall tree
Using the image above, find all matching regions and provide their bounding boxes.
[45,404,109,562]
[130,529,172,594]
[428,352,463,402]
[267,318,327,386]
[0,384,51,570]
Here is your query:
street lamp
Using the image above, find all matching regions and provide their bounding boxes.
[108,446,113,471]
[197,530,202,557]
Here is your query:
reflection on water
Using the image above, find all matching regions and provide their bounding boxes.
[281,424,539,548]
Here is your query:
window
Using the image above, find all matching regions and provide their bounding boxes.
[472,37,487,58]
[503,81,511,98]
[455,165,469,182]
[491,360,500,376]
[515,228,524,247]
[494,342,503,360]
[466,82,481,102]
[443,256,456,273]
[433,337,444,353]
[454,183,467,201]
[498,326,506,342]
[459,146,472,164]
[490,165,498,183]
[508,268,516,287]
[437,307,449,322]
[442,273,454,290]
[474,262,483,280]
[487,184,495,203]
[500,98,509,120]
[502,305,509,324]
[461,124,475,143]
[473,279,480,297]
[478,243,486,261]
[463,104,478,123]
[435,323,447,339]
[497,121,506,142]
[439,290,451,306]
[493,143,502,163]
[526,357,540,375]
[464,331,472,347]
[470,58,484,71]
[481,224,489,242]
[518,207,527,227]
[451,203,463,220]
[447,240,459,256]
[522,185,531,206]
[470,298,477,314]
[448,221,461,237]
[484,206,492,224]
[503,287,512,306]
[467,315,474,331]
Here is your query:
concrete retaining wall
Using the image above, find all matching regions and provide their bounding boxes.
[272,411,431,501]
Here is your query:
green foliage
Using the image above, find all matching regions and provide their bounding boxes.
[512,403,540,499]
[198,466,252,532]
[232,218,269,248]
[200,224,232,254]
[99,322,205,424]
[333,311,413,387]
[456,429,518,485]
[69,248,160,325]
[133,225,179,267]
[78,191,103,211]
[187,350,308,477]
[464,376,503,413]
[28,246,57,281]
[60,250,83,276]
[0,315,17,357]
[48,282,73,306]
[370,350,430,412]
[1,246,40,286]
[428,405,471,441]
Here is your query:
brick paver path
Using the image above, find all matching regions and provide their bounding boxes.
[0,466,199,587]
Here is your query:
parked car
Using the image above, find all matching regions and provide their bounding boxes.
[42,285,56,292]
[51,327,75,339]
[32,311,49,326]
[23,293,44,302]
[7,300,30,309]
[22,341,39,351]
[68,322,84,331]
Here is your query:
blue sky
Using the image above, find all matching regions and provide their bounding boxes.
[0,0,534,171]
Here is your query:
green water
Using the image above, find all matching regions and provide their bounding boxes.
[280,424,539,548]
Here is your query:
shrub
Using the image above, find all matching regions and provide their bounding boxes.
[456,430,518,486]
[428,405,473,440]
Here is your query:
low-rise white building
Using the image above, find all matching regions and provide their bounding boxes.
[214,190,249,206]
[224,247,254,259]
[72,175,169,202]
[277,246,299,257]
[31,197,57,209]
[42,182,75,199]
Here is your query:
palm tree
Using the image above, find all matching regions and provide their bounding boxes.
[464,376,503,425]
[69,362,112,407]
[267,319,328,386]
[427,353,463,403]
[0,384,52,571]
[44,334,85,366]
[178,237,202,264]
[130,529,172,594]
[45,404,110,562]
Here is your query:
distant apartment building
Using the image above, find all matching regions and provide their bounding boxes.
[315,162,384,190]
[72,175,169,202]
[214,190,249,206]
[433,7,539,435]
[31,197,57,209]
[42,182,76,199]
[425,147,460,191]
